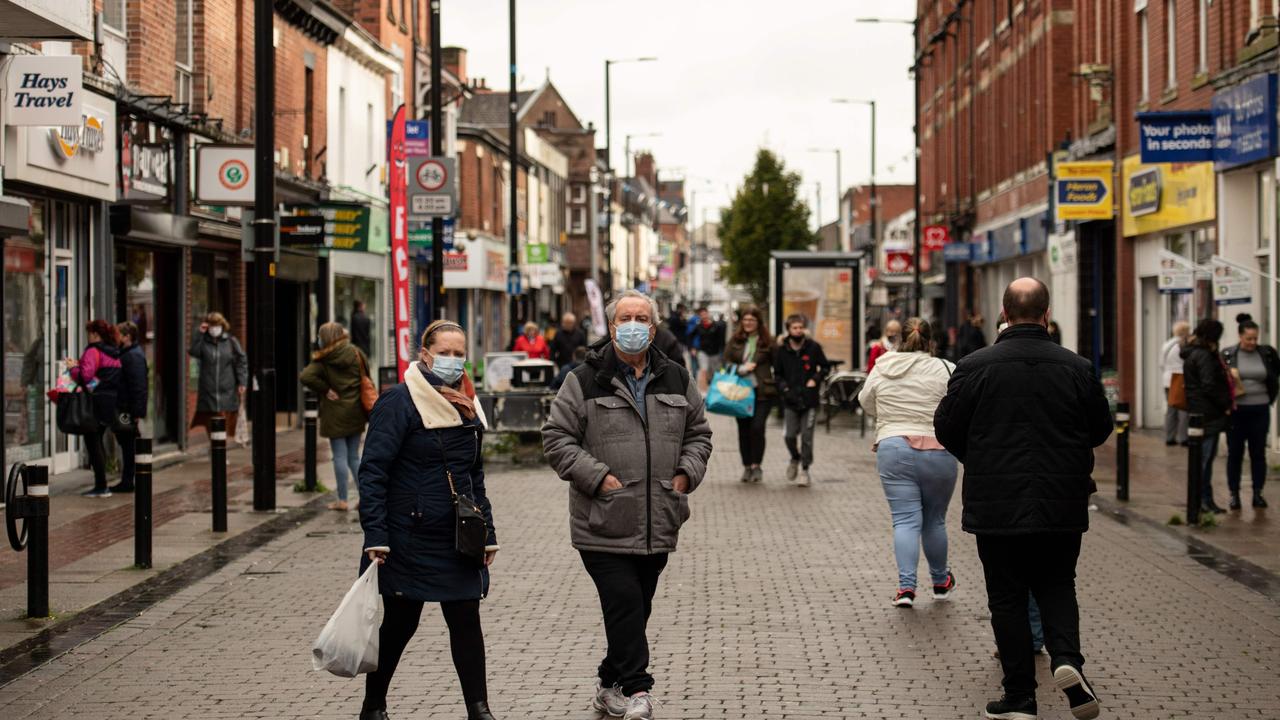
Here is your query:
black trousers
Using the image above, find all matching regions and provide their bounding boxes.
[735,397,773,466]
[363,596,487,711]
[113,428,137,489]
[83,427,108,492]
[976,533,1085,698]
[580,550,670,695]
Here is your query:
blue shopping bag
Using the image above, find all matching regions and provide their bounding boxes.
[706,365,756,419]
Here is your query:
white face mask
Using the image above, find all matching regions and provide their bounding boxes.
[209,326,224,338]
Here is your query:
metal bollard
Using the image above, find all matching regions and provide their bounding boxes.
[1115,402,1130,501]
[211,416,228,532]
[134,437,153,569]
[1187,413,1204,526]
[23,465,49,618]
[303,390,318,492]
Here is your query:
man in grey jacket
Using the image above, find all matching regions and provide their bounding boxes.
[542,289,713,720]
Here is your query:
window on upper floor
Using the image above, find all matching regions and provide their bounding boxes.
[102,0,125,33]
[1139,7,1150,102]
[570,206,586,234]
[1197,0,1209,74]
[175,0,193,104]
[1165,0,1176,90]
[571,184,587,203]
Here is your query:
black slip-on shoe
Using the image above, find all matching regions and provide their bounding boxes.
[984,694,1038,719]
[1053,664,1101,719]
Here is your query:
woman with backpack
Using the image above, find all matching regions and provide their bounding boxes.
[857,317,959,607]
[301,322,371,512]
[66,319,123,498]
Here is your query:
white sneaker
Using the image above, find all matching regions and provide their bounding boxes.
[622,692,656,720]
[797,469,811,487]
[592,681,628,717]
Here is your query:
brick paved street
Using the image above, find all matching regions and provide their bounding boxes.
[2,413,1280,719]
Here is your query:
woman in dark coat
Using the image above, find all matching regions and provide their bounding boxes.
[358,319,499,720]
[110,321,149,493]
[723,306,777,483]
[1182,318,1232,513]
[188,311,248,439]
[67,319,123,497]
[301,321,369,512]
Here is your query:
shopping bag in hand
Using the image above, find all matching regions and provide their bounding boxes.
[706,365,756,419]
[311,563,382,677]
[234,395,251,445]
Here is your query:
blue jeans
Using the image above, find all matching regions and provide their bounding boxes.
[329,433,362,501]
[1201,432,1220,504]
[1028,593,1044,652]
[876,436,959,590]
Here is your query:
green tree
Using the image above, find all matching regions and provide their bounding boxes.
[719,149,817,303]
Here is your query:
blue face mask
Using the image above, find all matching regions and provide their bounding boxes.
[428,353,466,385]
[613,321,651,355]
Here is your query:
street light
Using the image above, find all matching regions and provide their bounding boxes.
[604,56,658,295]
[853,16,919,315]
[806,147,842,230]
[831,99,877,257]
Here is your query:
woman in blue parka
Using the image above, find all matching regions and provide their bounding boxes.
[357,319,499,720]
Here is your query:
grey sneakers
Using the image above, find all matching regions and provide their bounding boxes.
[622,692,656,720]
[786,460,800,481]
[592,682,628,717]
[750,466,763,483]
[797,469,811,487]
[739,467,752,483]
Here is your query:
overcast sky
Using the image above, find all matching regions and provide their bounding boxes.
[442,0,916,230]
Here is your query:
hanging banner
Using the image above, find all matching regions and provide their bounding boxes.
[1136,110,1215,163]
[1211,256,1252,305]
[584,279,607,339]
[389,105,411,381]
[1158,250,1195,294]
[1054,161,1114,221]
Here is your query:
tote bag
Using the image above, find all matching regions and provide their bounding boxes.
[706,365,756,419]
[1168,373,1188,410]
[55,390,100,435]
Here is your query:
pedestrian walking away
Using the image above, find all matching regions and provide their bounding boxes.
[110,321,149,494]
[550,312,588,369]
[67,319,123,497]
[857,317,958,608]
[542,289,713,720]
[866,319,901,372]
[935,278,1110,720]
[956,312,987,359]
[1162,321,1191,446]
[357,319,500,720]
[723,306,776,484]
[301,321,372,512]
[773,314,831,487]
[692,307,725,391]
[514,321,551,360]
[653,324,686,370]
[350,300,373,358]
[1182,318,1233,515]
[1221,313,1279,510]
[551,346,589,392]
[188,312,248,439]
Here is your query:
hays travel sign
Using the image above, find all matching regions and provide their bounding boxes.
[3,55,83,127]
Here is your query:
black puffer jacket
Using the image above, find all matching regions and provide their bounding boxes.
[117,343,149,419]
[1182,343,1232,434]
[934,324,1113,535]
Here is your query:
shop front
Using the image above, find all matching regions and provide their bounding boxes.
[440,234,509,366]
[1122,155,1218,429]
[971,206,1052,345]
[320,201,390,378]
[3,93,116,474]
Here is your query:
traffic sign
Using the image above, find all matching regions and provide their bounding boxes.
[507,269,522,296]
[415,158,448,191]
[408,156,457,219]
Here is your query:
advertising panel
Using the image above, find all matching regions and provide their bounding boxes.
[1054,161,1114,221]
[1212,73,1278,170]
[1136,111,1215,163]
[2,55,83,126]
[772,252,861,371]
[1121,155,1215,237]
[195,145,254,205]
[1158,250,1195,294]
[1211,256,1252,305]
[388,105,411,380]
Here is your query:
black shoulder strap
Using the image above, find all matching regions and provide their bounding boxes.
[940,358,953,376]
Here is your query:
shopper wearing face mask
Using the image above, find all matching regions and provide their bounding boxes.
[188,312,248,441]
[357,319,499,720]
[772,314,832,487]
[542,289,713,720]
[867,319,901,372]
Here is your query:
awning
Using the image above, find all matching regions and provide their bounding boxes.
[109,206,198,247]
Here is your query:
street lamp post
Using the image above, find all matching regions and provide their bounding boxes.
[806,147,842,239]
[604,56,656,295]
[853,16,918,314]
[831,99,877,260]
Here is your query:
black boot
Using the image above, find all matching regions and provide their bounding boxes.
[1229,493,1243,511]
[1202,498,1226,514]
[466,701,497,720]
[358,710,389,720]
[1254,493,1269,508]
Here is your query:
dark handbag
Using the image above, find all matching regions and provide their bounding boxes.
[56,389,100,435]
[435,433,489,566]
[111,410,139,436]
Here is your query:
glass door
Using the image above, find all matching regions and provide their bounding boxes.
[51,255,78,473]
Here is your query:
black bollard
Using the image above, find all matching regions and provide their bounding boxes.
[24,465,49,618]
[303,390,318,493]
[1115,402,1130,501]
[134,437,153,569]
[1187,413,1204,526]
[211,416,227,532]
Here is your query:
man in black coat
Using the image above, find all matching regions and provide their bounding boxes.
[350,300,372,357]
[772,314,831,487]
[549,312,588,369]
[111,321,149,494]
[934,278,1110,720]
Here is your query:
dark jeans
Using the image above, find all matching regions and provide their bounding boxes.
[735,397,773,466]
[113,428,137,489]
[84,427,108,492]
[580,550,670,695]
[976,533,1085,698]
[1227,404,1270,496]
[1201,432,1221,504]
[363,596,487,711]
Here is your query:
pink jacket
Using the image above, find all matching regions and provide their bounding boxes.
[70,344,122,386]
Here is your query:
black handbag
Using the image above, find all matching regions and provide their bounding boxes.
[111,411,139,436]
[56,390,100,435]
[435,432,489,566]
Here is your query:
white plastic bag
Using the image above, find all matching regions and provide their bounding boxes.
[311,563,382,677]
[234,396,251,446]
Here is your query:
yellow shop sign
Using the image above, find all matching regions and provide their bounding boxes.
[1121,155,1215,237]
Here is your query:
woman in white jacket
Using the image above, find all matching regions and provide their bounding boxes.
[857,318,959,608]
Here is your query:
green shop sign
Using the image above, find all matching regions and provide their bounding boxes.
[285,202,373,251]
[526,243,549,264]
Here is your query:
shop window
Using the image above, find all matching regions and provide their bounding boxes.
[1258,170,1274,250]
[334,275,382,367]
[1165,0,1177,90]
[4,212,49,465]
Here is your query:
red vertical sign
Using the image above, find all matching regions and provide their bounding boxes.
[389,105,411,381]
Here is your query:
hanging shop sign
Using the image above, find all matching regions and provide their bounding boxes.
[943,241,972,263]
[922,225,951,251]
[1158,250,1196,294]
[3,55,83,126]
[526,243,550,264]
[1047,233,1078,275]
[120,116,172,203]
[1054,161,1114,221]
[1136,110,1215,163]
[1211,256,1252,305]
[884,251,913,274]
[283,203,372,250]
[9,98,116,201]
[1121,155,1215,237]
[195,144,254,205]
[409,217,454,250]
[389,105,412,380]
[278,212,327,245]
[1212,73,1278,171]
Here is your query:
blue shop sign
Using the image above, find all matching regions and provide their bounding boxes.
[943,242,973,263]
[1022,212,1049,255]
[970,233,992,265]
[990,221,1021,261]
[1137,110,1215,163]
[1212,73,1278,171]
